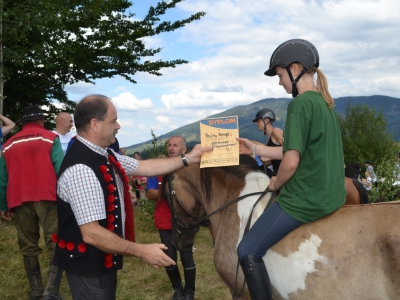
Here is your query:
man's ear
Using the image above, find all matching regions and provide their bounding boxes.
[89,118,100,133]
[182,147,187,154]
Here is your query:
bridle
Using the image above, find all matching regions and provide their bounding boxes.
[166,173,271,236]
[166,173,275,298]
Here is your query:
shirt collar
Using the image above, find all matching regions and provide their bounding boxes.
[76,135,108,157]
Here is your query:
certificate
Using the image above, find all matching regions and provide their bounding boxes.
[200,116,239,168]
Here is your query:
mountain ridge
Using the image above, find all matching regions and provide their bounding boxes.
[124,95,400,155]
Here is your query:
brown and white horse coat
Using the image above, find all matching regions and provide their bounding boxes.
[169,164,400,299]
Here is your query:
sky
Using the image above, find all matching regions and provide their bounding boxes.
[64,0,400,148]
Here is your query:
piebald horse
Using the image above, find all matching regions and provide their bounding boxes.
[167,163,400,300]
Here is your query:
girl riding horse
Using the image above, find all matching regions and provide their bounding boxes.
[236,39,346,300]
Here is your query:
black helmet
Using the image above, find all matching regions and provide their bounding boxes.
[264,39,319,77]
[252,108,276,122]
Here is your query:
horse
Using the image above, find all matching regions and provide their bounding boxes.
[166,163,400,299]
[345,163,369,204]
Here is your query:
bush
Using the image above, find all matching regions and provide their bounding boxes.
[369,158,400,202]
[138,198,156,216]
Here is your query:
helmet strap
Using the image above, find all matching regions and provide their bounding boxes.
[263,120,269,135]
[286,66,307,97]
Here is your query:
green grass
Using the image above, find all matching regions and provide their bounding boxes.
[0,206,231,300]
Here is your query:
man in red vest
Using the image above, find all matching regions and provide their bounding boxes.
[146,136,197,300]
[0,105,65,300]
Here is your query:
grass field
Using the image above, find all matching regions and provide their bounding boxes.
[0,205,232,300]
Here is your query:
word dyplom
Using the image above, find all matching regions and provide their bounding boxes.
[207,117,237,126]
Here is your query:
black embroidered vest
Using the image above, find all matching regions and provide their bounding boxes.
[54,139,124,276]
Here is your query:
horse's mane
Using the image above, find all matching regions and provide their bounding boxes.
[200,154,260,199]
[352,178,369,204]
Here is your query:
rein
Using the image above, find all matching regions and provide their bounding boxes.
[167,174,269,230]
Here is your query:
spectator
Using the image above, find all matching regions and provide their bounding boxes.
[0,105,64,300]
[54,95,210,299]
[133,151,141,160]
[363,171,372,192]
[146,136,196,300]
[0,113,16,152]
[53,112,74,155]
[131,151,146,199]
[365,161,377,186]
[394,152,400,181]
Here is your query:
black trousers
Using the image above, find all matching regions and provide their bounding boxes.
[66,271,117,300]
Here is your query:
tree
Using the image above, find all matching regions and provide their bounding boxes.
[0,0,205,130]
[338,101,396,167]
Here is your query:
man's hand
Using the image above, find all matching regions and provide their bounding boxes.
[138,244,176,269]
[1,211,12,221]
[186,144,213,164]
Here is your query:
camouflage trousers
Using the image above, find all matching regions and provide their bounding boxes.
[14,201,58,256]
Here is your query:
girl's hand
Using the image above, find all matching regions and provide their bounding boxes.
[236,138,254,155]
[269,176,278,191]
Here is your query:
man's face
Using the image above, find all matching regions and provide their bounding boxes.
[97,102,120,148]
[134,153,141,160]
[63,114,74,132]
[168,137,187,158]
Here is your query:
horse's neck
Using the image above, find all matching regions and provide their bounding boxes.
[205,171,271,239]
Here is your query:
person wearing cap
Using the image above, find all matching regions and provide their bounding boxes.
[251,108,283,176]
[0,114,16,152]
[236,39,346,299]
[52,112,74,155]
[0,105,65,300]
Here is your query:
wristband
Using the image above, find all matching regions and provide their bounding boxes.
[252,144,257,157]
[181,154,188,166]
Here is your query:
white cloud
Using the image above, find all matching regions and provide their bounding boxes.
[68,0,400,147]
[112,92,155,111]
[156,115,171,124]
[65,81,95,95]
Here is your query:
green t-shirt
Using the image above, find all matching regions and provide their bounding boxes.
[277,91,346,222]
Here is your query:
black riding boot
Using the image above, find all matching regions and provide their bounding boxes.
[23,255,44,300]
[182,267,196,300]
[166,266,183,300]
[240,254,272,300]
[43,251,65,300]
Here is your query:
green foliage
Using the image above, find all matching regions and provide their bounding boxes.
[368,158,400,202]
[338,100,396,166]
[0,0,205,130]
[141,129,168,159]
[138,198,156,217]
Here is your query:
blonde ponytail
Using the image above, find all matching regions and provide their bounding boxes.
[315,68,334,108]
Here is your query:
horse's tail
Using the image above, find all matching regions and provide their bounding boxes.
[352,179,369,204]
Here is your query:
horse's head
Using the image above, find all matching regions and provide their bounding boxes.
[165,165,207,251]
[166,156,258,251]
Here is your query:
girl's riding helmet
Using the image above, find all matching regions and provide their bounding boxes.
[264,39,319,97]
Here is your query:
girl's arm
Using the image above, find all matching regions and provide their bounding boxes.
[269,150,300,190]
[237,138,283,160]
